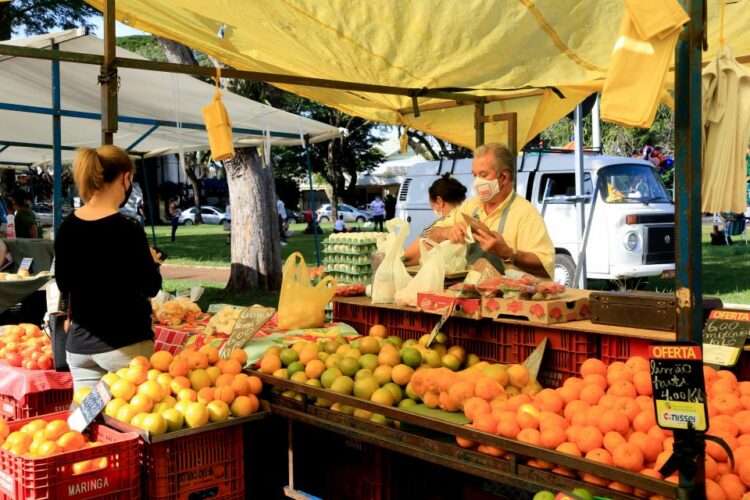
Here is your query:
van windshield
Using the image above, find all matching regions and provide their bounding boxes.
[597,165,671,204]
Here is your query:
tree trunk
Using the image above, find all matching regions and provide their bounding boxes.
[184,153,203,224]
[155,36,198,65]
[225,148,282,291]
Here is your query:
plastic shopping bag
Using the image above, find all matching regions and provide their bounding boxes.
[419,239,467,274]
[372,218,411,304]
[395,239,446,306]
[277,252,337,330]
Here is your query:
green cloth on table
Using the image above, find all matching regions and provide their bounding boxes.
[242,322,359,365]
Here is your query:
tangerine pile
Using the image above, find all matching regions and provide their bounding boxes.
[0,418,106,473]
[0,323,54,370]
[102,346,262,435]
[452,357,750,499]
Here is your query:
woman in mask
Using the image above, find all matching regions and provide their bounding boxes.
[402,174,467,266]
[55,145,162,390]
[428,144,554,278]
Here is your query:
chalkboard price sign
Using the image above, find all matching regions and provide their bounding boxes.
[649,342,708,432]
[67,380,112,432]
[219,306,276,359]
[703,309,750,367]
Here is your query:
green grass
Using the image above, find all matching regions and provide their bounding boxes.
[150,223,331,267]
[156,221,750,308]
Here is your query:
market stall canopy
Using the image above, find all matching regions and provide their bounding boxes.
[84,0,750,149]
[0,29,342,165]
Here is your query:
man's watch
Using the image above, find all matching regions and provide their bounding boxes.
[505,250,518,265]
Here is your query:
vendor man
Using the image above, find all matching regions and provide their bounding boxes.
[428,143,554,278]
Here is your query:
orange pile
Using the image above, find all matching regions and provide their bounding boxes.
[453,357,750,499]
[103,346,262,435]
[0,324,54,370]
[0,418,106,473]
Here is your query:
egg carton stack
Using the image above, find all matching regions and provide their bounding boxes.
[322,232,385,284]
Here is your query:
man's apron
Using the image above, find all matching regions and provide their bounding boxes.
[466,192,517,273]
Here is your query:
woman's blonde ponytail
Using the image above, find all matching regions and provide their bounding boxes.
[72,145,133,202]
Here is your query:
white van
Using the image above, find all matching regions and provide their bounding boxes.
[396,152,675,285]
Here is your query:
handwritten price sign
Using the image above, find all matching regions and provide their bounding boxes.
[219,306,275,359]
[702,309,750,367]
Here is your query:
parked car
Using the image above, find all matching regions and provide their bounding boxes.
[286,209,302,224]
[316,203,372,223]
[397,152,675,286]
[179,206,228,225]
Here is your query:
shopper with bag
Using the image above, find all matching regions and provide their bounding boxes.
[402,173,467,266]
[428,144,554,278]
[55,145,163,391]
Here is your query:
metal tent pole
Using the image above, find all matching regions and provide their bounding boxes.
[51,43,63,234]
[573,104,587,288]
[101,0,117,145]
[303,135,321,266]
[139,156,158,248]
[591,94,601,150]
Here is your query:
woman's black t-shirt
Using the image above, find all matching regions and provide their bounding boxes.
[55,212,162,354]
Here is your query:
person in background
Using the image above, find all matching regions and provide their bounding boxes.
[370,195,385,231]
[0,194,7,235]
[55,145,162,391]
[136,198,145,226]
[333,214,347,233]
[429,143,554,278]
[169,201,181,242]
[384,192,397,220]
[224,204,231,244]
[277,198,287,246]
[11,190,42,239]
[402,173,467,267]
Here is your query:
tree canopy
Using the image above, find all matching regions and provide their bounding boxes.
[0,0,96,41]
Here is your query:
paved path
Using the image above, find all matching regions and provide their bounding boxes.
[160,264,230,283]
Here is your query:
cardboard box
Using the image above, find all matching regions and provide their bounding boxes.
[482,289,591,324]
[416,292,483,320]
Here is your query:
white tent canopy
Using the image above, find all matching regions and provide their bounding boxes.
[0,29,342,165]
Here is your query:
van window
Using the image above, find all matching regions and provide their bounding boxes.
[537,173,593,203]
[597,165,671,204]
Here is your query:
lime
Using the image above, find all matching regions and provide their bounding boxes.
[400,347,422,368]
[321,368,342,388]
[287,361,304,377]
[339,357,360,377]
[330,376,354,395]
[279,348,299,367]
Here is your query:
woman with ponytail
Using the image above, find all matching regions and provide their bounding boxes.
[55,145,162,390]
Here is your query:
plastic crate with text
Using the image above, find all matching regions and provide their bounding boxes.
[599,335,651,366]
[512,327,597,388]
[0,411,140,500]
[0,389,73,421]
[143,423,244,500]
[448,320,516,364]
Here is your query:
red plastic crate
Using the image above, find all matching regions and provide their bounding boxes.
[144,423,244,500]
[600,335,651,366]
[0,389,73,421]
[450,320,515,364]
[512,327,597,388]
[0,411,140,500]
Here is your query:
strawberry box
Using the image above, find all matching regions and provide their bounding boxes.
[482,289,591,324]
[416,292,483,320]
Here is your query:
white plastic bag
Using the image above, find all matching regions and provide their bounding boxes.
[372,218,411,303]
[395,239,446,306]
[419,239,467,274]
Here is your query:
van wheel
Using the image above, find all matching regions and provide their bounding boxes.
[356,216,365,223]
[553,254,576,286]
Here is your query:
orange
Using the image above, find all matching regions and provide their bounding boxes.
[138,380,165,403]
[230,377,249,397]
[582,373,608,391]
[648,425,668,443]
[197,387,215,405]
[734,411,750,435]
[438,391,459,412]
[506,394,532,412]
[633,410,657,433]
[607,366,633,386]
[663,437,674,453]
[515,410,539,430]
[598,409,629,435]
[463,397,491,422]
[230,396,253,417]
[563,376,584,389]
[613,397,641,422]
[198,345,219,365]
[625,356,650,373]
[36,440,62,457]
[57,431,85,452]
[556,385,580,405]
[177,388,197,402]
[634,468,663,498]
[609,481,634,494]
[506,364,530,388]
[214,373,233,388]
[556,441,582,457]
[129,393,154,413]
[580,359,607,378]
[603,431,627,453]
[585,405,608,427]
[186,351,209,370]
[632,371,653,396]
[455,427,477,449]
[477,444,504,458]
[422,392,439,409]
[259,355,281,374]
[526,458,553,470]
[563,400,590,422]
[713,378,740,397]
[739,459,750,488]
[733,446,750,472]
[580,474,609,486]
[184,402,209,428]
[712,414,741,437]
[169,358,190,377]
[304,360,325,380]
[496,418,520,439]
[715,393,744,417]
[246,394,260,413]
[150,351,173,372]
[229,348,248,365]
[448,381,476,409]
[717,370,739,384]
[124,365,148,385]
[705,479,726,500]
[607,380,637,399]
[571,411,587,426]
[538,411,569,432]
[718,461,732,477]
[636,395,653,411]
[169,376,190,394]
[0,420,9,440]
[551,466,577,478]
[517,428,541,446]
[44,420,70,441]
[575,426,603,454]
[718,474,745,500]
[247,375,263,396]
[535,389,564,414]
[110,379,137,402]
[129,355,151,370]
[214,385,236,405]
[629,431,661,462]
[565,424,583,443]
[707,431,737,462]
[540,426,566,449]
[221,359,242,376]
[598,394,618,409]
[580,385,605,406]
[585,447,613,465]
[473,413,498,434]
[474,377,502,402]
[298,345,319,365]
[612,442,644,471]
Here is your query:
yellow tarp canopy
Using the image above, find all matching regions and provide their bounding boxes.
[86,0,750,149]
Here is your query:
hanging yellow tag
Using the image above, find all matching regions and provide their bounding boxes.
[201,67,235,161]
